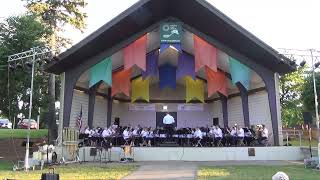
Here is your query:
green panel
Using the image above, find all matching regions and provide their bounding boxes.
[89,57,112,87]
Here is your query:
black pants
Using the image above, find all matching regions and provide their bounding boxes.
[164,124,173,141]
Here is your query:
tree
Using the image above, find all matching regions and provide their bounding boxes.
[301,72,320,122]
[0,14,51,126]
[23,0,87,141]
[280,67,306,127]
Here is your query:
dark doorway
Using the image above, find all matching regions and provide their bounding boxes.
[156,112,177,128]
[213,118,219,126]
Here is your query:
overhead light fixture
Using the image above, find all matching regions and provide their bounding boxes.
[299,60,306,67]
[163,105,168,110]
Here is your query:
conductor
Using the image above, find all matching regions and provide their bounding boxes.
[163,113,175,141]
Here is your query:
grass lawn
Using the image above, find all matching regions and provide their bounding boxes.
[0,129,48,139]
[289,138,318,147]
[0,162,137,180]
[198,165,319,180]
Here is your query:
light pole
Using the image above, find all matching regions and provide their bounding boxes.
[8,46,52,171]
[310,49,320,168]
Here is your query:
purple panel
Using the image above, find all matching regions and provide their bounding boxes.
[142,51,159,79]
[159,64,176,89]
[176,52,195,80]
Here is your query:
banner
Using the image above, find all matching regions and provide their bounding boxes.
[205,66,227,97]
[178,104,203,111]
[112,68,131,97]
[160,22,182,53]
[89,57,112,88]
[229,57,251,90]
[185,76,204,103]
[131,77,149,102]
[159,64,176,89]
[176,52,195,80]
[193,35,217,72]
[129,104,156,111]
[142,51,158,79]
[124,34,147,71]
[160,22,182,44]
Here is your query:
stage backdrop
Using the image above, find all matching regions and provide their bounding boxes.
[156,112,177,128]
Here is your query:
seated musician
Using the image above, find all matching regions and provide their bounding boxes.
[122,127,132,145]
[213,125,223,146]
[146,128,154,146]
[244,127,253,146]
[140,127,149,146]
[102,127,112,138]
[237,126,245,145]
[131,126,140,146]
[193,127,203,146]
[258,124,269,145]
[84,126,90,135]
[230,126,238,146]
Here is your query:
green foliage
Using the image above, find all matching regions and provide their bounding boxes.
[280,67,306,127]
[0,14,51,121]
[23,0,87,51]
[301,72,320,117]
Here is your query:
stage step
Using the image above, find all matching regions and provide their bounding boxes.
[158,141,179,147]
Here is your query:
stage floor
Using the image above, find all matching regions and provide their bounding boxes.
[74,146,303,162]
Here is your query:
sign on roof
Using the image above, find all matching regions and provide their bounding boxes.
[160,22,182,43]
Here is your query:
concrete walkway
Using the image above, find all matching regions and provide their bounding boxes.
[122,161,197,180]
[122,161,302,180]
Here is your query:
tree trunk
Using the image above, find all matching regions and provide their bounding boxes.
[48,74,58,142]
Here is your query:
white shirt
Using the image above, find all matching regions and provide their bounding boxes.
[194,129,203,139]
[102,129,111,137]
[84,129,90,134]
[262,128,269,138]
[163,114,175,125]
[213,128,223,138]
[230,129,237,136]
[238,128,244,137]
[141,130,149,137]
[132,129,139,136]
[123,129,130,139]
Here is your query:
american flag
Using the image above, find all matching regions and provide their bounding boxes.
[76,105,83,130]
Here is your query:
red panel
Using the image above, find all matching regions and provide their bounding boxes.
[112,68,131,97]
[194,35,217,72]
[124,34,147,71]
[205,66,227,97]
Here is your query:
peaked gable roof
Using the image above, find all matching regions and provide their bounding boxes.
[47,0,295,74]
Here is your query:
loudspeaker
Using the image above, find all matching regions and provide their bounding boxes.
[303,112,312,125]
[213,118,219,126]
[90,148,97,156]
[114,117,120,126]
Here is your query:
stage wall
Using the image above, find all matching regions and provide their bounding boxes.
[69,89,272,135]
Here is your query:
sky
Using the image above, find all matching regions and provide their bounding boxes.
[0,0,320,52]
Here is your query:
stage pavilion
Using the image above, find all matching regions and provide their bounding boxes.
[46,0,296,149]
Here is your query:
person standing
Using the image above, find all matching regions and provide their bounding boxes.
[163,113,175,141]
